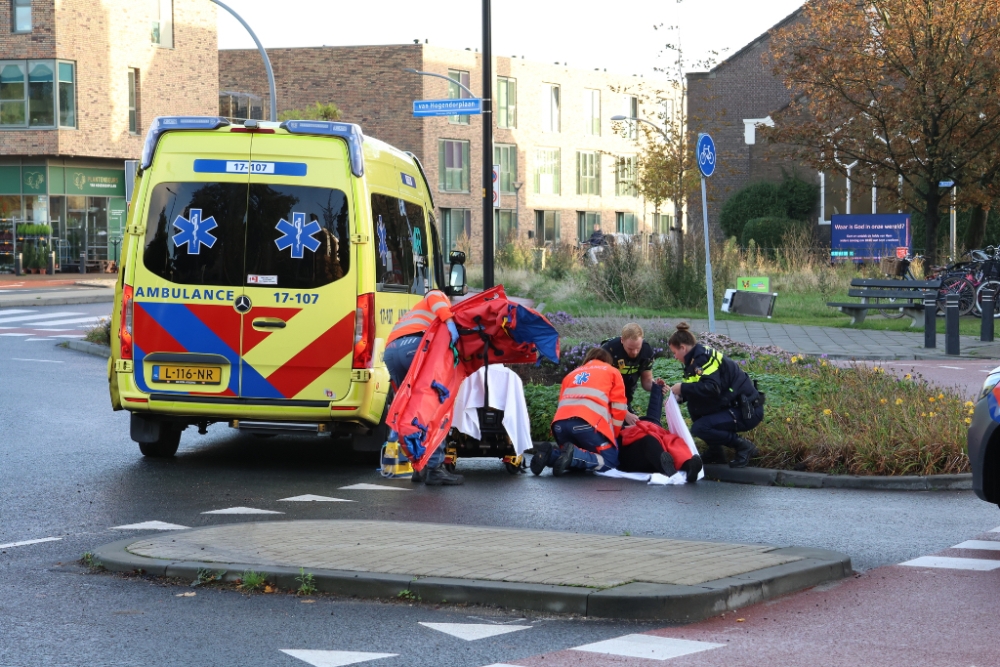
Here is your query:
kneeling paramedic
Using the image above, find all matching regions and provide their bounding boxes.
[618,379,703,482]
[531,348,627,476]
[668,322,764,468]
[383,289,463,486]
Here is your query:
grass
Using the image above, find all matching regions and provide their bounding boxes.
[237,570,266,593]
[296,569,317,596]
[83,317,111,346]
[80,552,104,570]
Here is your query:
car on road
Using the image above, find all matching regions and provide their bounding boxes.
[109,116,465,458]
[969,365,1000,506]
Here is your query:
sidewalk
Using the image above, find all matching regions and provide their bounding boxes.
[0,278,114,308]
[685,319,1000,360]
[94,519,850,621]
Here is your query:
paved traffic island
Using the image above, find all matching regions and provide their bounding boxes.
[93,519,850,622]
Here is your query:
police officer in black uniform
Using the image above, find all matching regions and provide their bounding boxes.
[601,323,654,426]
[667,322,764,468]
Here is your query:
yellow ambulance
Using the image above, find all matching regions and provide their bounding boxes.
[108,116,466,457]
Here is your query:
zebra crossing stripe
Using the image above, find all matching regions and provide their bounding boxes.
[0,311,84,324]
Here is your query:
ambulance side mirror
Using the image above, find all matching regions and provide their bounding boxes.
[445,251,467,296]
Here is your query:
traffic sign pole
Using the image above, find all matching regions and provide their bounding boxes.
[697,133,717,333]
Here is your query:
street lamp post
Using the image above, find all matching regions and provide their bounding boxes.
[210,0,277,121]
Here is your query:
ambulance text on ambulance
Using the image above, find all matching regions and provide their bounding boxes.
[134,287,236,301]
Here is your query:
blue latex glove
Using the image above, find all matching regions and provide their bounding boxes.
[446,319,460,345]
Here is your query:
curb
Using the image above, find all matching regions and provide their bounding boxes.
[62,340,110,358]
[91,537,851,622]
[0,292,113,308]
[703,464,972,490]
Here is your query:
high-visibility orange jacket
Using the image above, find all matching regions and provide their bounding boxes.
[620,420,693,468]
[552,360,628,445]
[387,290,455,345]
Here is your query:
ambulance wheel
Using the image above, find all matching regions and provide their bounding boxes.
[138,425,181,458]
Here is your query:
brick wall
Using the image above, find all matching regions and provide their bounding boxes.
[686,8,810,234]
[0,0,218,161]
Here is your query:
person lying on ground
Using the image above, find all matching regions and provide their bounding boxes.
[618,379,702,483]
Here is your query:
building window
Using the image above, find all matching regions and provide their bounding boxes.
[615,156,637,197]
[661,98,674,123]
[577,211,601,242]
[438,139,470,193]
[127,69,138,134]
[653,212,673,235]
[621,95,638,140]
[440,208,471,252]
[12,0,31,32]
[448,69,471,125]
[493,144,517,194]
[616,211,637,235]
[542,83,560,133]
[584,89,601,136]
[496,76,516,129]
[494,209,516,246]
[534,148,560,195]
[219,91,263,121]
[576,151,601,196]
[152,0,173,48]
[535,210,560,245]
[0,60,76,128]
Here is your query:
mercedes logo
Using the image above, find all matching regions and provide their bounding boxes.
[234,295,252,314]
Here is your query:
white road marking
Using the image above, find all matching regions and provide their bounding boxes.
[938,366,964,370]
[0,537,62,549]
[478,664,522,667]
[338,483,410,491]
[0,333,30,337]
[26,316,102,327]
[990,526,1000,532]
[53,334,85,339]
[11,358,64,363]
[419,623,532,641]
[900,556,1000,571]
[111,521,190,531]
[201,506,284,515]
[278,495,354,502]
[571,634,724,661]
[25,338,56,341]
[279,649,398,666]
[952,540,1000,551]
[0,309,29,314]
[0,311,83,324]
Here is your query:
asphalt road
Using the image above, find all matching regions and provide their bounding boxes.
[3,303,1000,667]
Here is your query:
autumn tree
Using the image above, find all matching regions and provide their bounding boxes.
[767,0,1000,264]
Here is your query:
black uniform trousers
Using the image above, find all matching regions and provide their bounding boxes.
[690,403,764,449]
[618,382,674,475]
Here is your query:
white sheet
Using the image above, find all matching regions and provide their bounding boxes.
[452,365,533,455]
[664,391,705,481]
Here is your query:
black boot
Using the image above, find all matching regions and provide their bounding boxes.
[424,464,464,485]
[681,455,703,483]
[410,468,425,483]
[530,443,552,476]
[702,447,727,465]
[729,437,759,468]
[553,444,575,477]
[658,451,677,477]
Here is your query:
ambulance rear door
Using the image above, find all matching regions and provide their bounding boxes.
[236,132,356,403]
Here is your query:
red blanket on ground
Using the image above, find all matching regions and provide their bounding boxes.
[620,420,693,468]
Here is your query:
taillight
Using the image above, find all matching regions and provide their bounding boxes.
[120,284,134,361]
[353,292,375,369]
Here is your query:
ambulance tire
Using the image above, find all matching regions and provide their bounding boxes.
[137,425,181,458]
[351,391,394,453]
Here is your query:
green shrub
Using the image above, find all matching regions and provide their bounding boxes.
[495,238,535,271]
[719,176,819,241]
[278,102,341,121]
[741,217,805,252]
[543,243,578,281]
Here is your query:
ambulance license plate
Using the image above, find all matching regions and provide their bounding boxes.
[152,365,222,385]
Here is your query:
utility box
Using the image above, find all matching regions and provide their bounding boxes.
[721,289,778,318]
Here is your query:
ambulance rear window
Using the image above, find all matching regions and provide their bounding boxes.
[372,193,429,294]
[142,182,351,289]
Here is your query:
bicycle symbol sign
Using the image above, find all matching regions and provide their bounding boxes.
[696,133,717,178]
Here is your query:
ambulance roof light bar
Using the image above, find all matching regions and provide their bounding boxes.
[140,116,231,170]
[280,120,366,178]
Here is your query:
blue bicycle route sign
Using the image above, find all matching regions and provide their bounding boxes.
[413,99,483,117]
[697,133,717,178]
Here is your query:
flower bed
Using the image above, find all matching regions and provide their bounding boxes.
[518,334,971,476]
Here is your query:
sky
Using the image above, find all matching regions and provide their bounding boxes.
[215,0,805,79]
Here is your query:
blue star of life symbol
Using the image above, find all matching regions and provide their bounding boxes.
[573,371,591,385]
[377,215,390,266]
[172,209,218,255]
[274,212,322,259]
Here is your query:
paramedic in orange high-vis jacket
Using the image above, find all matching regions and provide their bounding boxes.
[383,289,463,486]
[531,348,628,477]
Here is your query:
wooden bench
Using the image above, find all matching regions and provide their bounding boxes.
[826,278,942,327]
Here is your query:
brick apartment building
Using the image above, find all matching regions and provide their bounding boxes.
[0,0,216,271]
[219,44,678,257]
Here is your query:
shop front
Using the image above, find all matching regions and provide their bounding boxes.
[0,161,126,272]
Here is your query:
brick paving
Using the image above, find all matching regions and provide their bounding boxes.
[126,520,800,588]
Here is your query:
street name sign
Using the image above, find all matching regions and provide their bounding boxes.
[413,99,483,117]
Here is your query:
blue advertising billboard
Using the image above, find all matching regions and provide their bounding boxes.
[830,214,911,261]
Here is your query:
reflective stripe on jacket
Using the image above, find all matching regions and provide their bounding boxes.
[552,360,628,445]
[387,290,455,345]
[679,344,758,421]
